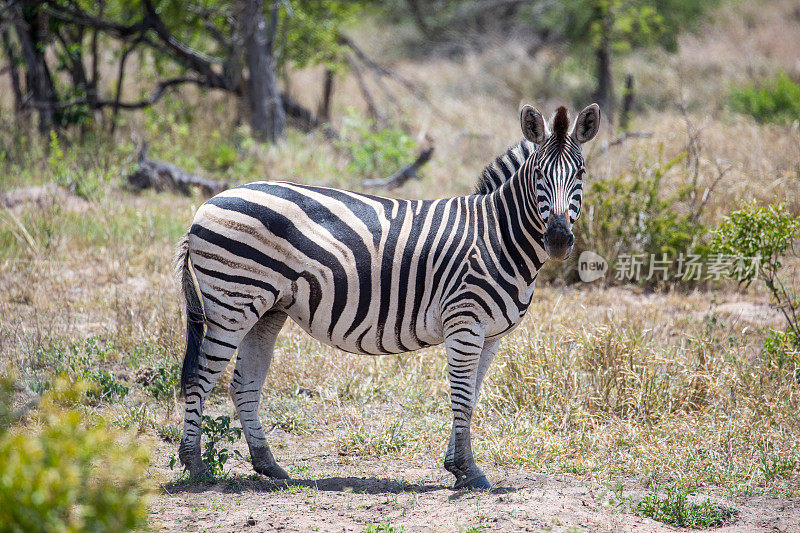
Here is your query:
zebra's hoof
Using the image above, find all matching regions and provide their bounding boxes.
[188,463,212,481]
[254,462,290,480]
[456,474,492,491]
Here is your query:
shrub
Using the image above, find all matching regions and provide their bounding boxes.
[47,131,111,200]
[729,72,800,124]
[761,327,800,380]
[337,110,418,180]
[201,415,244,477]
[568,150,710,287]
[0,377,150,532]
[711,202,800,364]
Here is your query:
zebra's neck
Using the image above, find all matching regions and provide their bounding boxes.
[475,139,536,194]
[486,159,548,286]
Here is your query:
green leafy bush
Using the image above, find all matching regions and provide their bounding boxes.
[570,150,709,286]
[145,362,181,402]
[47,131,110,200]
[729,72,800,123]
[712,203,800,355]
[41,337,129,403]
[337,110,418,180]
[711,203,800,286]
[632,484,733,528]
[0,377,150,532]
[761,328,800,380]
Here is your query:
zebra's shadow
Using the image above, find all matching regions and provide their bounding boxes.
[163,475,446,495]
[163,475,518,495]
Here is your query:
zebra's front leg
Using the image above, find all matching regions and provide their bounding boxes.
[230,311,289,479]
[443,323,492,491]
[444,337,501,487]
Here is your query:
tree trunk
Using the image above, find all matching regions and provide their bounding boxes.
[618,73,634,130]
[318,68,334,122]
[405,0,431,37]
[592,5,614,118]
[11,2,58,135]
[235,0,284,142]
[0,26,25,124]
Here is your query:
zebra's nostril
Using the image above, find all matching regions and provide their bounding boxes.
[567,233,574,247]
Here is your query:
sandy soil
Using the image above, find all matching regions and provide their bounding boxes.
[150,429,800,532]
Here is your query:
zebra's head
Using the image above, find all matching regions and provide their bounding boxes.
[520,103,601,261]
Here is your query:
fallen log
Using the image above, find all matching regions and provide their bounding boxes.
[360,145,434,190]
[126,144,229,197]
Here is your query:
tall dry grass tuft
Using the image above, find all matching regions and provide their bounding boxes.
[488,324,719,423]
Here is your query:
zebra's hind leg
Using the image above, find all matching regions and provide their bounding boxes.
[230,310,289,479]
[179,322,248,479]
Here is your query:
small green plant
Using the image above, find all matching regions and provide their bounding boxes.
[169,415,243,477]
[203,135,239,171]
[364,520,405,533]
[0,377,150,532]
[157,423,182,444]
[145,362,181,402]
[276,483,315,494]
[761,328,800,380]
[200,415,244,477]
[47,131,107,200]
[729,72,800,124]
[632,484,733,528]
[337,109,418,179]
[758,444,798,482]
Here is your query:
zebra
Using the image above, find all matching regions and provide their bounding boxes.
[176,103,601,490]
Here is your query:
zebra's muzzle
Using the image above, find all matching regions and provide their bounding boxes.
[543,212,574,261]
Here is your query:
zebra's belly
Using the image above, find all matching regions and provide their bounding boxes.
[286,315,441,355]
[282,298,445,356]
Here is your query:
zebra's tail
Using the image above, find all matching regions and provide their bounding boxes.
[175,232,204,399]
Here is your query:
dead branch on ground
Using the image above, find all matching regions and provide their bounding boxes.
[598,131,653,154]
[361,146,434,190]
[126,144,228,197]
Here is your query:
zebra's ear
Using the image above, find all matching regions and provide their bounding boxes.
[571,103,601,144]
[520,105,547,144]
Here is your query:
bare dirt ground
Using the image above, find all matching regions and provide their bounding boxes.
[150,428,800,532]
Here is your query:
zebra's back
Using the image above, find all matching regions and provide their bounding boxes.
[187,180,498,355]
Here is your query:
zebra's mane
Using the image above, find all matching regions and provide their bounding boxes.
[474,139,536,195]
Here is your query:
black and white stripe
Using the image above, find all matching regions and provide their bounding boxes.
[176,104,600,489]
